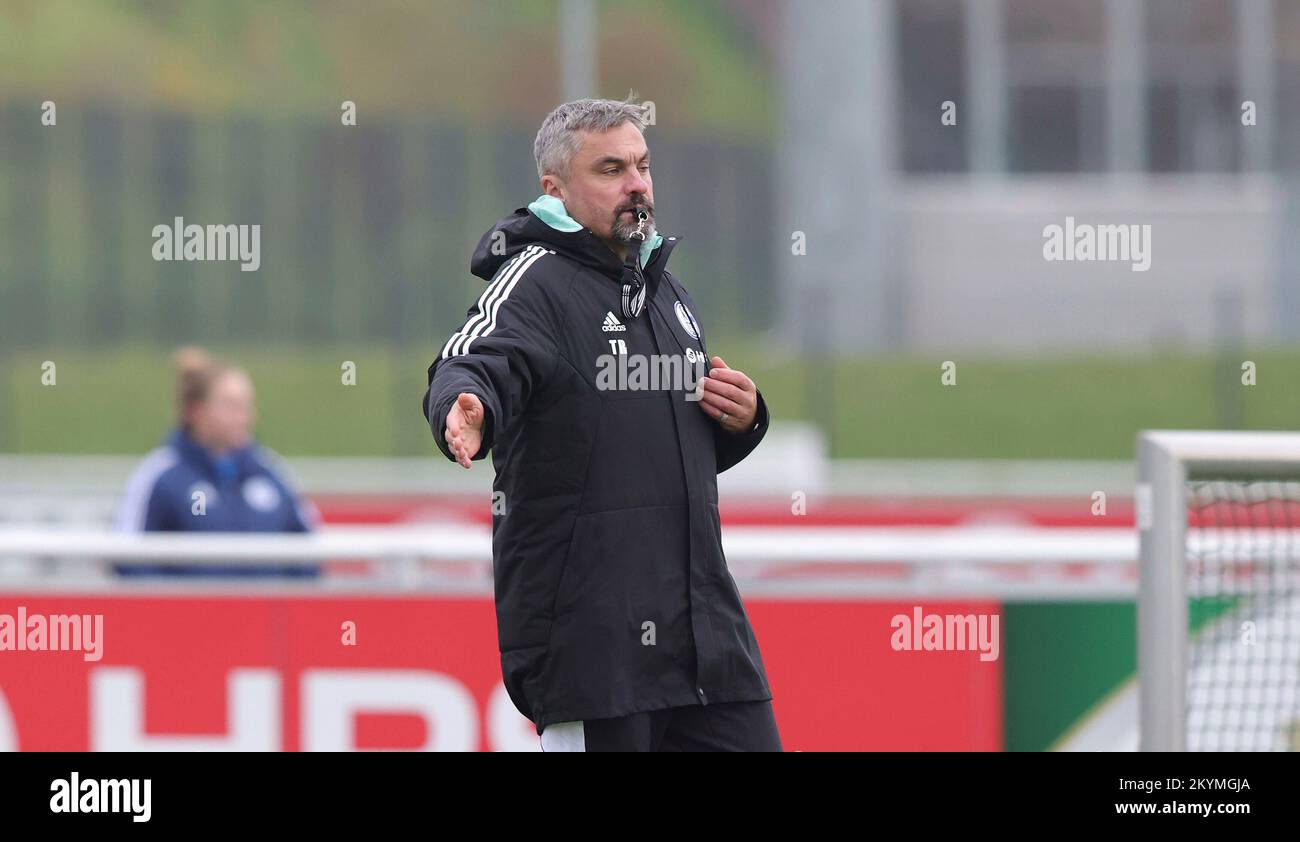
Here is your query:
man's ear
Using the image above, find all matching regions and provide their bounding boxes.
[541,175,565,201]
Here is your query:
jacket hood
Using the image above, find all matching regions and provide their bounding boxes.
[470,194,678,284]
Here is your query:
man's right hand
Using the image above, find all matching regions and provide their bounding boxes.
[444,393,486,469]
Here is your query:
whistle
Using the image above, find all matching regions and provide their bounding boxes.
[629,209,650,243]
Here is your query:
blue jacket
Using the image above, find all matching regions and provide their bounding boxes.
[114,426,320,576]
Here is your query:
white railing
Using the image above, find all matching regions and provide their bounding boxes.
[0,524,1138,599]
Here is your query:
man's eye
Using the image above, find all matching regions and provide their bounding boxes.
[638,164,650,172]
[603,168,619,175]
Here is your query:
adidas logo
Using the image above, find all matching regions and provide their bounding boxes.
[602,311,627,332]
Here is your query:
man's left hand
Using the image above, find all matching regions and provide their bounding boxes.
[696,356,758,433]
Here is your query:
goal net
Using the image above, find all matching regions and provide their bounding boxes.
[1138,431,1300,751]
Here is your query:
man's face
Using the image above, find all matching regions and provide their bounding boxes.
[544,122,655,257]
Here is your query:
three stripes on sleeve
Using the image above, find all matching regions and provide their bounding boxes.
[441,245,550,359]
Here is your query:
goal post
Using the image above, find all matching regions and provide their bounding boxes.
[1138,430,1300,751]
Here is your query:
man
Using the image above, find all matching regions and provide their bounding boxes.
[421,97,781,751]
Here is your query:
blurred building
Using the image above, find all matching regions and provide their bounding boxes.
[779,0,1300,353]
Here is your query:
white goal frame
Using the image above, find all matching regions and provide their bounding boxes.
[1137,430,1300,751]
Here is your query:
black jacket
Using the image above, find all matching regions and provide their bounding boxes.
[421,202,773,733]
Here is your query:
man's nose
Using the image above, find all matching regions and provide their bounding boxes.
[626,171,650,196]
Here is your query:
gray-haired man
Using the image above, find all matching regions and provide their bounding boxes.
[422,97,781,751]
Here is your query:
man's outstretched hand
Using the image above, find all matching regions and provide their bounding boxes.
[696,356,758,433]
[445,392,486,469]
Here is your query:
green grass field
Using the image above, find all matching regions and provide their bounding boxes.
[3,344,1298,460]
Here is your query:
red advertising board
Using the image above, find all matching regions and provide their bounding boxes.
[0,595,1002,751]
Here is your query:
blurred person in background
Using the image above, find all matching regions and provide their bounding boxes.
[112,347,321,577]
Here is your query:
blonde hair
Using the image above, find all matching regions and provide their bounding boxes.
[173,346,241,427]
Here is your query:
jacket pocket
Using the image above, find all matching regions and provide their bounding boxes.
[549,505,690,622]
[548,514,588,621]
